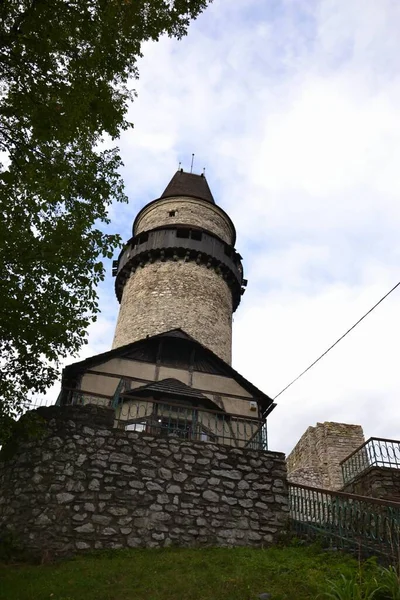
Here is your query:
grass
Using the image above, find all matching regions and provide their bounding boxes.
[0,544,378,600]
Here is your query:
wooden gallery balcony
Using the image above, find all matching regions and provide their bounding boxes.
[59,381,268,452]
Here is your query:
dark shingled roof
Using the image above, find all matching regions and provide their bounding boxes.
[126,378,221,410]
[156,329,197,341]
[62,328,275,416]
[161,170,215,204]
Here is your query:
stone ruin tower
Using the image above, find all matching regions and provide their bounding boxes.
[112,169,247,364]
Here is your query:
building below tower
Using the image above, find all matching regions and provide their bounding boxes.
[59,328,275,449]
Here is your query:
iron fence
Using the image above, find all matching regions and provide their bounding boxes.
[289,482,400,558]
[19,396,56,415]
[341,438,400,484]
[61,389,267,450]
[244,423,268,451]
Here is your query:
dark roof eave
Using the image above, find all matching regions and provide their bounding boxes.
[124,390,221,412]
[62,329,274,412]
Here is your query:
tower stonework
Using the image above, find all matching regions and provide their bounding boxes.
[286,422,365,490]
[112,170,246,363]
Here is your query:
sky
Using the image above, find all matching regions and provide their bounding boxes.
[51,0,400,454]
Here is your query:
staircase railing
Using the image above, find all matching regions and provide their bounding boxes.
[340,437,400,484]
[289,482,400,559]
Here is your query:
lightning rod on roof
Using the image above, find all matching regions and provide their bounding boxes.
[178,161,181,170]
[190,153,195,173]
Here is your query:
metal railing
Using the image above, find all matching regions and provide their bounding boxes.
[20,396,56,415]
[62,389,267,450]
[341,438,400,484]
[244,423,268,451]
[289,482,400,558]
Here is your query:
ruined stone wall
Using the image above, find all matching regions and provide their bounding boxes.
[342,467,400,501]
[112,261,233,363]
[286,466,324,489]
[134,197,234,245]
[287,422,365,490]
[0,406,288,558]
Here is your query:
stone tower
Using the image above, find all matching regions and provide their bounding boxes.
[286,422,366,490]
[112,170,247,364]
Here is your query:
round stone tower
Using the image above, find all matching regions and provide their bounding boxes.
[112,170,247,364]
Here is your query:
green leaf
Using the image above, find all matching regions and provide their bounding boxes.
[0,0,213,425]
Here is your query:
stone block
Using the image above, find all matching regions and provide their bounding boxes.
[56,493,75,504]
[202,490,219,502]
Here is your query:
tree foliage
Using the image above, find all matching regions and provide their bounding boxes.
[0,0,211,420]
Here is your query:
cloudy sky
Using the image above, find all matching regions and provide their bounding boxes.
[57,0,400,454]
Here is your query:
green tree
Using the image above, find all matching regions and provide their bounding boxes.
[0,0,211,429]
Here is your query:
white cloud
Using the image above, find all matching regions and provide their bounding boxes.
[45,0,400,456]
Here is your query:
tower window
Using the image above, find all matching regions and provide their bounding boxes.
[176,228,190,238]
[224,245,232,258]
[168,210,176,217]
[190,230,202,241]
[137,232,149,245]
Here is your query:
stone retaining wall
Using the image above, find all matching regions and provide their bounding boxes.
[0,405,288,557]
[342,466,400,501]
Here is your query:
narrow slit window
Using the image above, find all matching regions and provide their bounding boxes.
[168,210,176,217]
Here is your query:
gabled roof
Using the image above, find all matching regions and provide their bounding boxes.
[62,328,275,415]
[126,378,220,411]
[157,329,196,341]
[161,170,215,204]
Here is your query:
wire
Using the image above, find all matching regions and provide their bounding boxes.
[273,279,400,401]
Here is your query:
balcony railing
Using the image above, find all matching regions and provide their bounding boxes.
[341,438,400,484]
[289,482,400,559]
[63,390,267,450]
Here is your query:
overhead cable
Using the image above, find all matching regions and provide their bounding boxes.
[273,279,400,401]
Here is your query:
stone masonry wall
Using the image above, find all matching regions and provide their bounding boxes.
[343,467,400,501]
[287,422,365,490]
[112,260,233,364]
[0,406,288,558]
[286,466,324,489]
[135,197,234,245]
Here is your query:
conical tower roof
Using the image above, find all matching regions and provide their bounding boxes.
[161,170,215,204]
